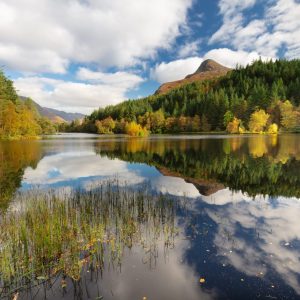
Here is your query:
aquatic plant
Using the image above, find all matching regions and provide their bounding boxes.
[0,181,178,298]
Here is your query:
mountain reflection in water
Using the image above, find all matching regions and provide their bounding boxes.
[0,134,299,299]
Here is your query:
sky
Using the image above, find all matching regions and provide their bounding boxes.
[0,0,299,114]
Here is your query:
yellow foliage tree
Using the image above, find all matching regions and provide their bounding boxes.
[248,109,270,133]
[268,123,278,134]
[280,100,298,130]
[125,121,149,137]
[19,106,41,137]
[226,117,241,134]
[0,101,20,138]
[150,110,165,133]
[95,117,115,134]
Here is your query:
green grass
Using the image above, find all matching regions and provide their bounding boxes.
[0,181,178,298]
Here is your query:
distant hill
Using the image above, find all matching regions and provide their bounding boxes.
[85,59,300,133]
[155,59,231,95]
[19,96,85,123]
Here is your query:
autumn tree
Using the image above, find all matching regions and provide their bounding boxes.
[95,117,115,134]
[125,121,148,137]
[191,115,201,132]
[248,109,270,133]
[19,105,41,137]
[150,110,165,133]
[268,123,278,134]
[201,115,211,132]
[0,101,20,138]
[165,117,177,132]
[226,117,241,134]
[280,100,298,130]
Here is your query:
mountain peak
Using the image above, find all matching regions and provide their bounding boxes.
[155,59,231,95]
[196,59,227,73]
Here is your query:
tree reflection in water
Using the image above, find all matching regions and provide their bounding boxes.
[0,134,300,299]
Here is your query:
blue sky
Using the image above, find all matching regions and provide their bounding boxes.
[0,0,299,113]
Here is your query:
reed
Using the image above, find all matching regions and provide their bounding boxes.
[0,180,178,298]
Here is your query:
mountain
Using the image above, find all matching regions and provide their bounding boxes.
[19,96,85,123]
[38,106,85,123]
[84,59,300,134]
[155,59,231,95]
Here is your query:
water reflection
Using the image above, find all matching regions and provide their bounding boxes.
[2,134,300,199]
[97,134,300,198]
[0,134,300,299]
[189,191,300,299]
[0,140,42,210]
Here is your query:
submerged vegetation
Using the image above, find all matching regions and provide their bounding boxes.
[0,181,178,298]
[64,60,300,135]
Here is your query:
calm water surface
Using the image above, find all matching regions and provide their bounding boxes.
[0,133,300,300]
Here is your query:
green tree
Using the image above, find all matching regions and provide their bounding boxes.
[223,111,234,128]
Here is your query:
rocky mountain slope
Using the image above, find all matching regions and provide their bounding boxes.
[155,59,231,95]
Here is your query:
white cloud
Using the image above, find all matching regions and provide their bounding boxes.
[218,0,257,17]
[152,176,200,198]
[150,48,274,83]
[178,41,200,58]
[150,57,203,83]
[14,69,144,113]
[209,14,244,45]
[211,0,300,59]
[22,152,146,187]
[76,68,144,89]
[204,192,300,294]
[210,0,258,45]
[0,0,192,73]
[203,48,274,68]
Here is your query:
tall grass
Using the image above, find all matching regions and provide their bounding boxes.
[0,180,178,298]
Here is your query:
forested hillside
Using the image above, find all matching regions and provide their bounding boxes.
[71,59,300,135]
[19,96,85,123]
[0,70,56,140]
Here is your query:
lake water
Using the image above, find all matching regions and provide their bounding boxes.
[0,133,300,300]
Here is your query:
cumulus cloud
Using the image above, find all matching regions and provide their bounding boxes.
[218,0,257,17]
[210,0,258,45]
[211,0,300,59]
[203,48,274,68]
[0,0,192,73]
[178,41,200,58]
[152,176,200,198]
[150,57,203,83]
[76,68,144,88]
[14,69,143,113]
[150,48,273,83]
[22,152,146,187]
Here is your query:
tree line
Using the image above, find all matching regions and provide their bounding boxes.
[0,70,56,140]
[65,59,300,135]
[96,135,300,198]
